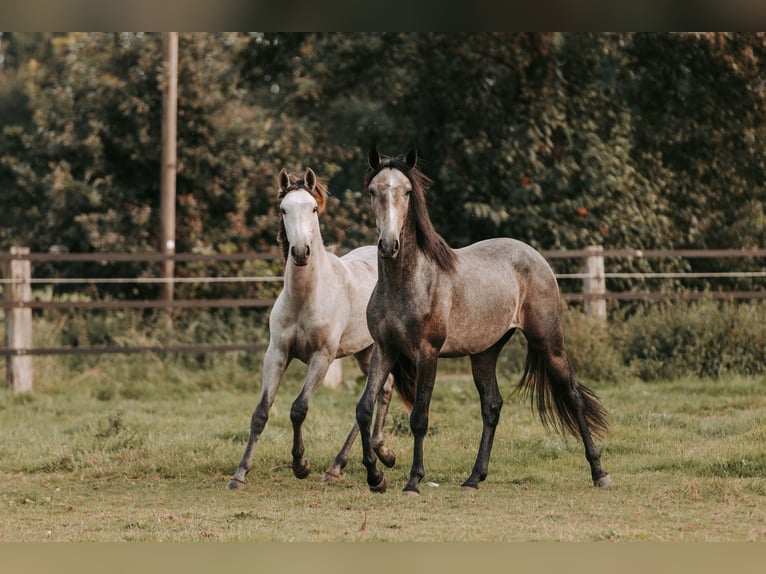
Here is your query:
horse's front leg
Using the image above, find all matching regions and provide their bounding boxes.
[357,346,398,493]
[403,353,439,496]
[289,351,333,479]
[227,345,290,490]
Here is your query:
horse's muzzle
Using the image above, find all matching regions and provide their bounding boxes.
[291,245,311,266]
[377,237,400,259]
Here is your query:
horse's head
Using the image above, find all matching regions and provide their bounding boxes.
[366,145,418,259]
[277,167,326,266]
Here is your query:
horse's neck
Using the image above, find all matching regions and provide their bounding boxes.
[283,238,331,301]
[379,221,434,294]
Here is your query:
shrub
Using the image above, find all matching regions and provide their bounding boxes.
[616,299,766,381]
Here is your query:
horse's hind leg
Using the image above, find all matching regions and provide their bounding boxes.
[545,347,611,487]
[227,346,289,490]
[462,334,510,490]
[524,312,611,487]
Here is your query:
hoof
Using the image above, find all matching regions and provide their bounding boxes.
[594,473,612,488]
[322,469,341,482]
[226,477,246,491]
[375,447,396,469]
[369,475,387,494]
[401,488,420,497]
[292,461,311,479]
[460,484,479,492]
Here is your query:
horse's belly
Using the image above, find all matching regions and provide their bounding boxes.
[335,327,373,358]
[440,320,514,356]
[440,290,520,356]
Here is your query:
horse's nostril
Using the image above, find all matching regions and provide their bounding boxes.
[377,239,384,252]
[305,245,310,257]
[393,239,400,253]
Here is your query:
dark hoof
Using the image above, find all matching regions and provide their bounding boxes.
[226,477,246,491]
[292,461,311,479]
[376,446,396,468]
[594,473,612,488]
[369,475,387,494]
[322,469,341,482]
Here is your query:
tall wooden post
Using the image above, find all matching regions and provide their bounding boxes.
[160,32,178,322]
[583,245,606,321]
[3,247,34,392]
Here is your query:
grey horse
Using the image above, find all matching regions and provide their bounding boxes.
[355,147,611,495]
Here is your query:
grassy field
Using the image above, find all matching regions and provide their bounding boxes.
[1,354,765,542]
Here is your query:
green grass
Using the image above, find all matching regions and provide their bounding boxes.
[1,355,766,541]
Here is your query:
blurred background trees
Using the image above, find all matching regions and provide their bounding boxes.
[2,32,765,292]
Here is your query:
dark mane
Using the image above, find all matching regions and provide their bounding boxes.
[366,155,457,272]
[277,171,328,263]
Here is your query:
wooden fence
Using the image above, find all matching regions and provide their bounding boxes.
[2,246,765,392]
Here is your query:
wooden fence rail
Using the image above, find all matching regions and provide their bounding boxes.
[2,246,765,392]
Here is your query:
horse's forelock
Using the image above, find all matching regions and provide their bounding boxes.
[366,157,455,272]
[278,172,328,213]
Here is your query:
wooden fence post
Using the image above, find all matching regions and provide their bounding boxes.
[3,247,34,392]
[583,245,606,321]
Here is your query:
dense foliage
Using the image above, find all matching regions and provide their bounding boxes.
[1,33,765,293]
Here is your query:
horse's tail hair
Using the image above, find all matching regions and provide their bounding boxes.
[390,356,416,412]
[517,346,609,439]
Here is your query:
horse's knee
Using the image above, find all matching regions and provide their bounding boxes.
[356,401,373,429]
[251,404,270,435]
[290,400,308,425]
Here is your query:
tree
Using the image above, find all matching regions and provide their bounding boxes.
[2,33,765,300]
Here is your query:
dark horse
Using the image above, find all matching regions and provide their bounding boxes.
[355,146,611,495]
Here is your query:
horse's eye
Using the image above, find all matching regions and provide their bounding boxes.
[313,206,318,213]
[280,208,286,215]
[369,189,376,198]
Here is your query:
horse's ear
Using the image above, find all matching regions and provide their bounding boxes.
[278,168,290,193]
[304,167,317,191]
[405,146,418,169]
[368,143,381,170]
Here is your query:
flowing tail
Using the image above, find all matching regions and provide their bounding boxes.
[517,346,609,439]
[390,356,417,412]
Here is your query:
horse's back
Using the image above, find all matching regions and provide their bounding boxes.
[455,237,556,287]
[337,245,378,293]
[339,245,378,271]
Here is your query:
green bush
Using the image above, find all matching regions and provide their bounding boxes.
[7,298,766,391]
[614,299,766,381]
[500,299,766,384]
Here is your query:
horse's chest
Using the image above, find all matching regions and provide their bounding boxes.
[286,319,331,359]
[369,290,446,350]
